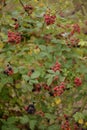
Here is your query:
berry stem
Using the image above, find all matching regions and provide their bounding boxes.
[19,0,29,16]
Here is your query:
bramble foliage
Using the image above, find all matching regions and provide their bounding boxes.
[0,0,87,130]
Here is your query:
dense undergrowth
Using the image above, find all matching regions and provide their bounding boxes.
[0,0,87,130]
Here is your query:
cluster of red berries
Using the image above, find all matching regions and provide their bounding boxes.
[74,123,79,130]
[70,37,79,46]
[61,115,70,130]
[70,24,80,36]
[72,24,80,33]
[61,121,70,130]
[66,37,80,47]
[24,5,33,14]
[8,31,21,44]
[43,84,50,91]
[74,77,82,87]
[24,5,33,11]
[51,61,61,72]
[53,82,66,96]
[44,14,56,25]
[3,64,14,76]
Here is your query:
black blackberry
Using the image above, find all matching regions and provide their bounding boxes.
[8,67,12,71]
[49,91,54,96]
[31,69,35,73]
[27,104,36,114]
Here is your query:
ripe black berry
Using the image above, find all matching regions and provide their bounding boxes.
[27,104,36,114]
[8,67,12,71]
[32,87,36,92]
[49,91,54,96]
[3,65,13,76]
[31,69,35,73]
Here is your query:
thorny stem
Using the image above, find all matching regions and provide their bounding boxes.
[19,0,34,19]
[19,0,24,8]
[19,0,29,16]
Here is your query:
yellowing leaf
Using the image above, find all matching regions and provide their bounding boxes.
[54,98,61,105]
[0,42,4,49]
[39,3,45,7]
[85,122,87,126]
[15,83,21,89]
[78,40,87,47]
[28,50,33,55]
[34,0,39,2]
[78,119,84,124]
[34,48,40,54]
[51,103,55,107]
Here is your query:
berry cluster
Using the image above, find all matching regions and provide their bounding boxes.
[51,61,61,72]
[70,24,80,36]
[3,64,13,76]
[66,37,80,47]
[61,115,70,130]
[24,5,33,14]
[61,120,70,130]
[8,31,21,44]
[25,104,36,114]
[70,37,79,46]
[74,77,82,87]
[44,14,56,25]
[53,82,66,96]
[43,84,50,91]
[72,24,80,33]
[74,123,79,130]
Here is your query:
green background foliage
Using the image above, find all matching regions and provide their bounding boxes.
[0,0,87,130]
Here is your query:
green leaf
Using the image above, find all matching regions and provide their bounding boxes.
[1,125,19,130]
[0,84,4,92]
[41,101,48,112]
[73,112,85,121]
[45,113,56,120]
[7,117,18,124]
[22,75,30,81]
[47,70,55,74]
[47,75,54,86]
[20,115,29,124]
[38,124,47,130]
[31,71,40,79]
[48,125,60,130]
[29,120,37,130]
